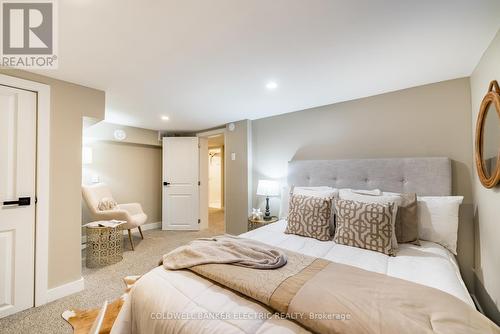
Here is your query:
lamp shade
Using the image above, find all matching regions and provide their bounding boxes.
[256,180,280,197]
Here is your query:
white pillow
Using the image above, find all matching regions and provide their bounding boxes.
[293,186,338,198]
[417,196,463,254]
[279,186,338,219]
[339,189,401,251]
[349,189,382,196]
[279,186,291,219]
[339,189,401,206]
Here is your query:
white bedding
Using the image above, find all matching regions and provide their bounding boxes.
[111,220,474,334]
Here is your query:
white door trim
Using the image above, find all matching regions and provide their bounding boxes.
[0,74,50,307]
[196,128,225,138]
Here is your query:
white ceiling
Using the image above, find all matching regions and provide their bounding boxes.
[34,0,500,131]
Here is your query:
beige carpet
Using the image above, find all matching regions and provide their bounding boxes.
[0,227,223,334]
[208,208,225,233]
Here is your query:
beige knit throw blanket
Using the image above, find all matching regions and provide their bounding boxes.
[162,235,287,270]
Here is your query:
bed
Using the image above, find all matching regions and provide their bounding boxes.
[111,158,482,334]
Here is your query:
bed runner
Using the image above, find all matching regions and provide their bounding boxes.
[163,236,499,334]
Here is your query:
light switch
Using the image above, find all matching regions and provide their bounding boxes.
[231,152,236,161]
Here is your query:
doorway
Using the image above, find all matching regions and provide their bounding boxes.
[198,131,225,234]
[208,144,224,232]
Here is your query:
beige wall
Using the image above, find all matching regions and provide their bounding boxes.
[253,78,472,203]
[82,140,162,226]
[225,120,252,234]
[84,121,160,146]
[82,122,162,230]
[252,78,474,287]
[0,69,105,289]
[470,29,500,318]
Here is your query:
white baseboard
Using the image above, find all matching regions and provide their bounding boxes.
[140,222,161,231]
[81,222,161,249]
[47,277,84,302]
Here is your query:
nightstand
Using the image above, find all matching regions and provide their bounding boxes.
[85,221,125,268]
[247,216,279,231]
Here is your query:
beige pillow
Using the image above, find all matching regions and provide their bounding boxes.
[97,197,118,211]
[386,192,419,245]
[334,198,396,256]
[285,194,333,241]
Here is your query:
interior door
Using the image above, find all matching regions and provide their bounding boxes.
[162,137,200,230]
[0,85,36,318]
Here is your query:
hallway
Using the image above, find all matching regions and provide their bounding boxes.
[208,208,224,234]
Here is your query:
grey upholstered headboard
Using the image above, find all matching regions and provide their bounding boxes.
[287,157,452,196]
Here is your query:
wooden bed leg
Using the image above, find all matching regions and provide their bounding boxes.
[138,226,144,240]
[127,229,135,251]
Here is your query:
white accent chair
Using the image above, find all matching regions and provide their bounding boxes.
[82,183,147,250]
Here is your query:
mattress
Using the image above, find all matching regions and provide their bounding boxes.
[111,220,474,334]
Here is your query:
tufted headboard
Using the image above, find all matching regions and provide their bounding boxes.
[287,157,452,196]
[286,157,480,303]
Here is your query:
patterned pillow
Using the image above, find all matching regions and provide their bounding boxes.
[285,194,333,241]
[333,198,396,256]
[291,186,339,235]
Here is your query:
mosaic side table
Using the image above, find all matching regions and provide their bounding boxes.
[85,221,125,268]
[247,216,278,231]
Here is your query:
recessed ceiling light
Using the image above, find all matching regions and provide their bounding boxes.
[266,81,278,90]
[161,115,169,121]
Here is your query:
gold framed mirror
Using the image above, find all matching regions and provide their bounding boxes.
[475,80,500,188]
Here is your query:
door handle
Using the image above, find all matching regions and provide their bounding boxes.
[163,182,171,186]
[3,197,31,206]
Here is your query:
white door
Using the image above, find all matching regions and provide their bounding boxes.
[198,137,208,230]
[162,137,200,230]
[0,85,36,318]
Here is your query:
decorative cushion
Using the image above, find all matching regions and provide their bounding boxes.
[389,192,419,245]
[333,198,396,256]
[97,197,118,211]
[280,186,338,219]
[291,186,338,235]
[338,189,400,251]
[285,194,333,241]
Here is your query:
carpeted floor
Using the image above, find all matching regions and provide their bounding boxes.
[208,207,225,232]
[0,226,223,334]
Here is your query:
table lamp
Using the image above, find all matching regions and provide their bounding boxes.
[256,180,280,220]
